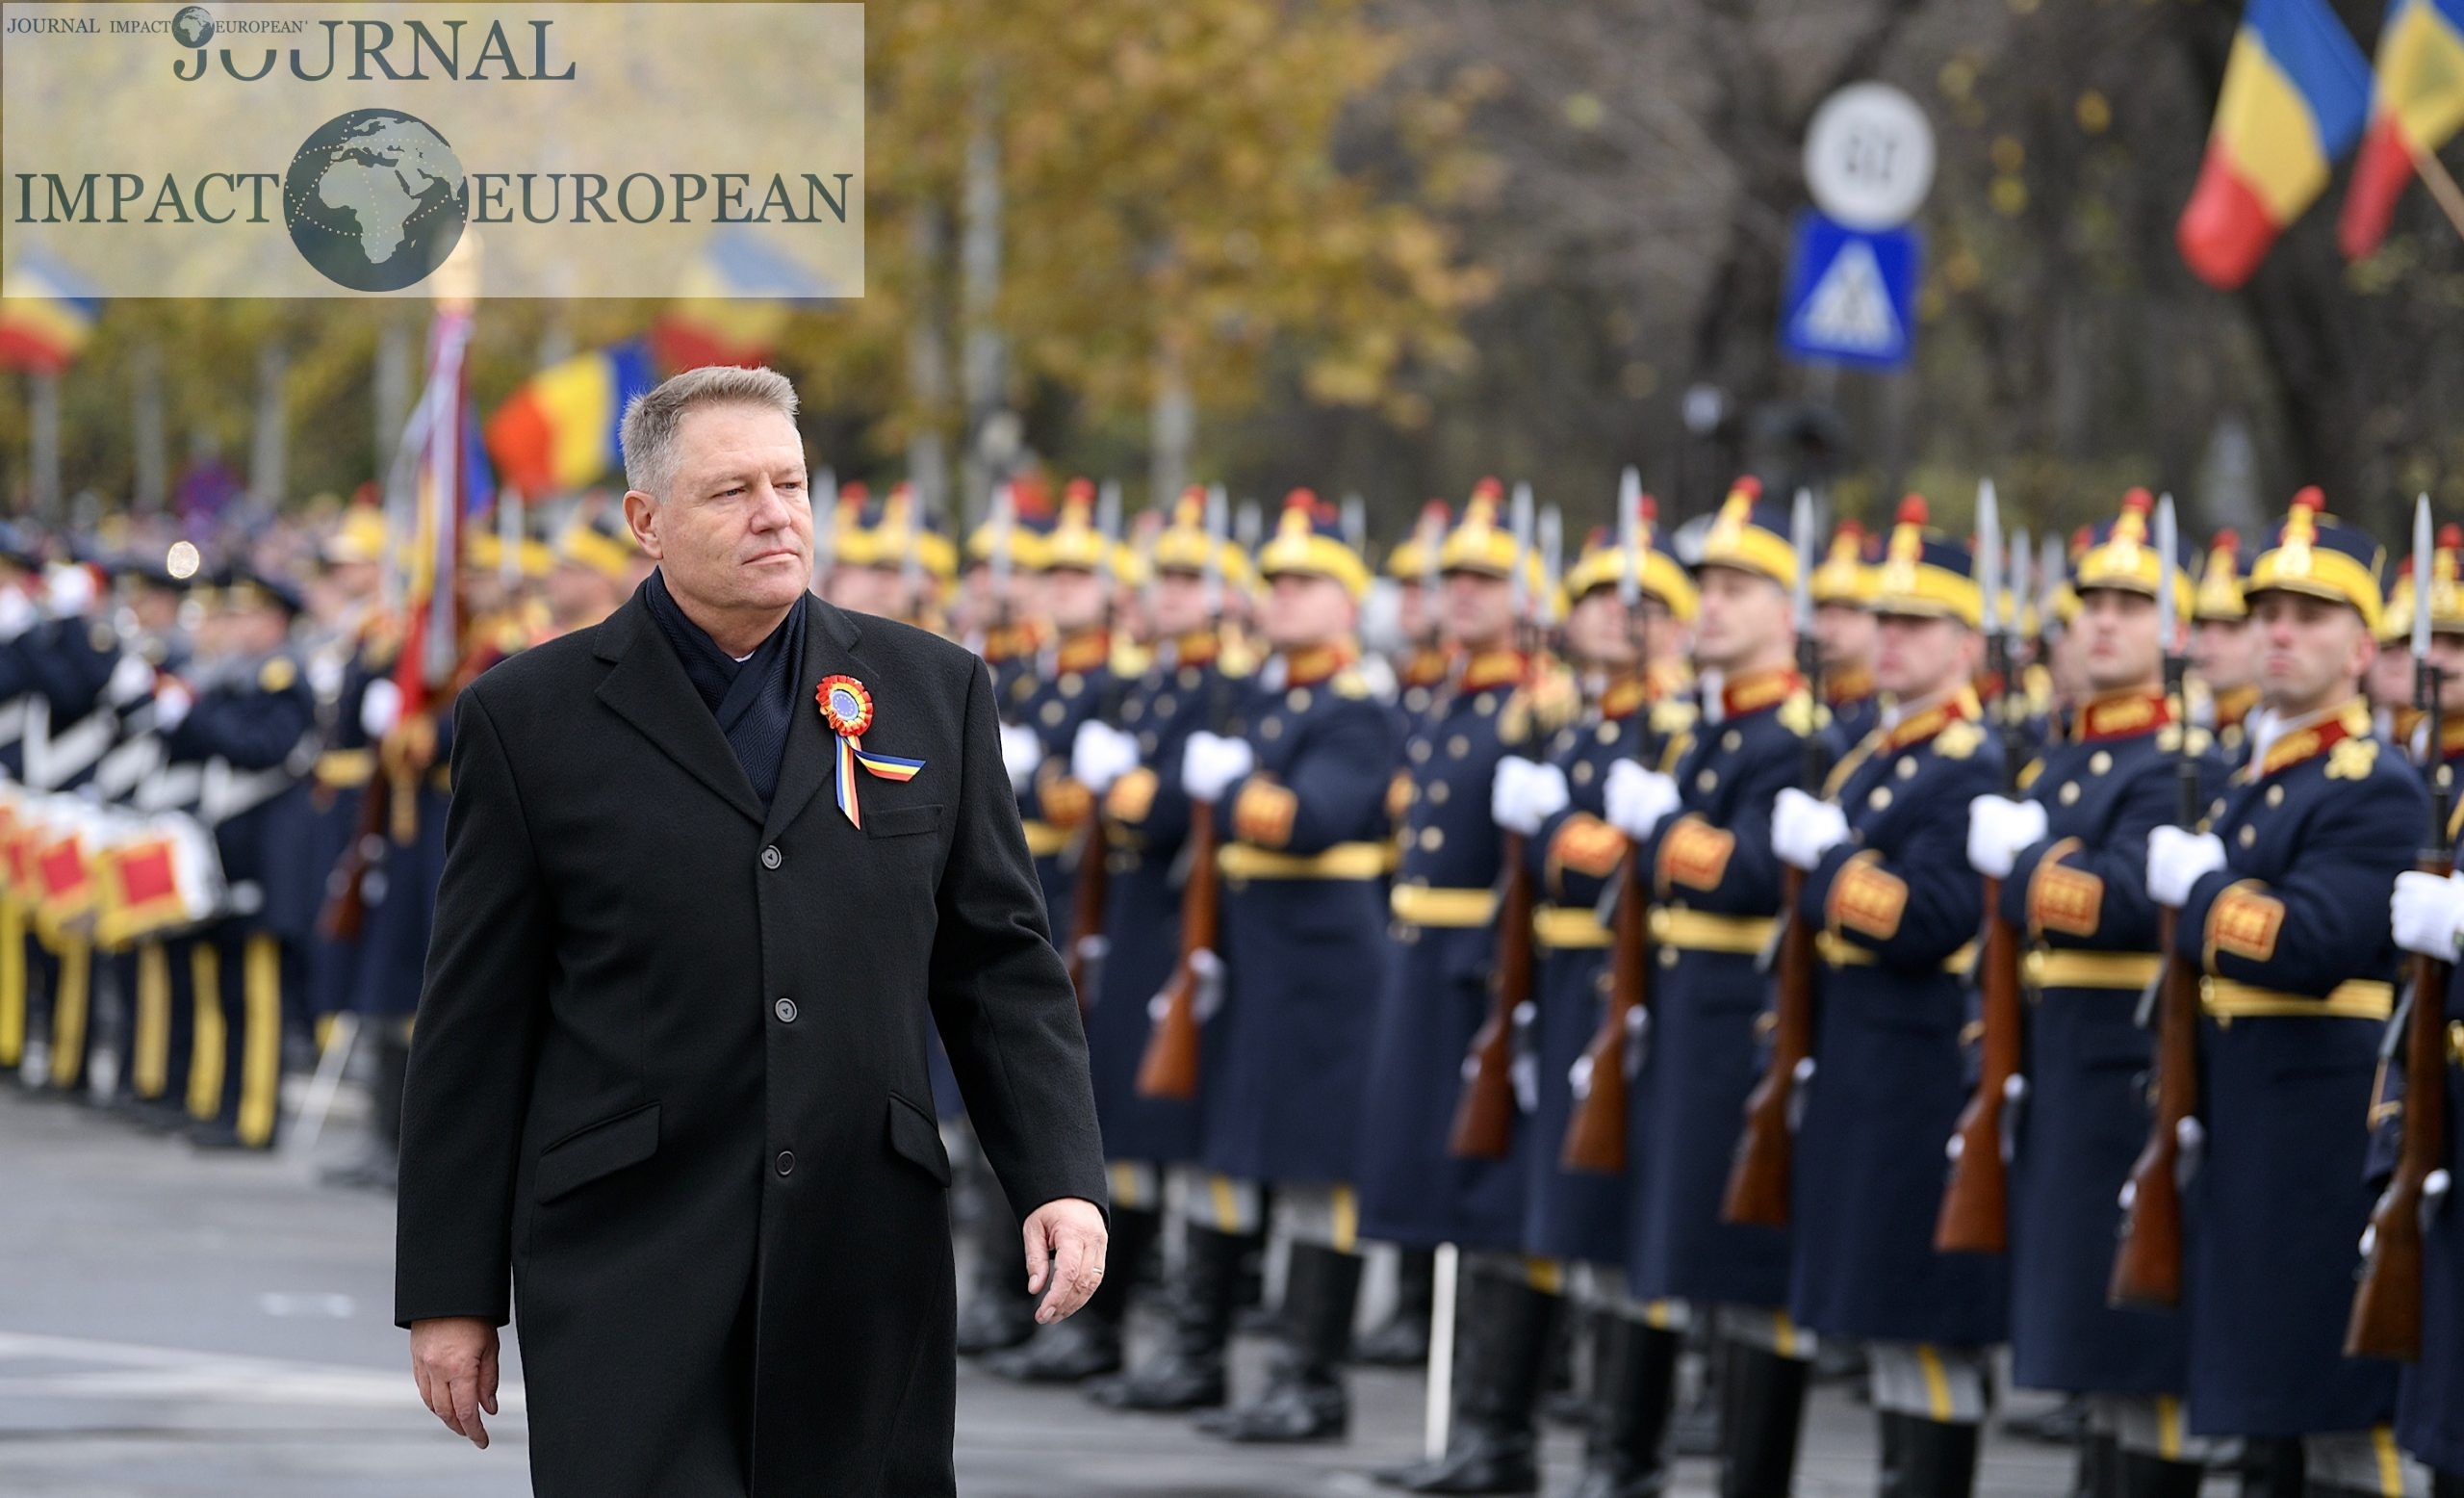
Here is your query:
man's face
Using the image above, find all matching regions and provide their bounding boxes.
[1563,589,1635,667]
[127,584,182,633]
[223,602,288,657]
[2368,637,2415,710]
[2193,617,2258,692]
[327,558,378,602]
[2429,633,2464,712]
[1814,602,1876,674]
[1441,570,1515,650]
[1262,572,1355,650]
[2248,591,2372,717]
[1695,565,1786,674]
[1874,612,1977,701]
[1150,570,1210,637]
[1396,580,1428,641]
[2074,588,2163,695]
[1045,567,1107,633]
[625,402,811,617]
[827,563,905,619]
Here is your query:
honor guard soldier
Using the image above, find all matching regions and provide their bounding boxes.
[1358,484,1571,1447]
[1002,484,1121,927]
[159,565,318,1150]
[544,504,640,635]
[1390,501,1455,725]
[1047,493,1252,1400]
[0,529,53,1080]
[2142,489,2426,1495]
[1766,496,2007,1497]
[1811,520,1881,752]
[964,479,1052,711]
[1964,492,2222,1498]
[1605,485,1821,1498]
[1451,505,1695,1498]
[1167,491,1396,1443]
[2384,519,2464,1498]
[2190,530,2260,765]
[834,484,956,633]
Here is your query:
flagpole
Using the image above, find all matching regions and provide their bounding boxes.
[2400,131,2464,245]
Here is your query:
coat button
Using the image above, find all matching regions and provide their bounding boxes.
[775,996,798,1023]
[776,1150,795,1175]
[760,844,783,869]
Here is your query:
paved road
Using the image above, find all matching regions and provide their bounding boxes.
[0,1087,2103,1496]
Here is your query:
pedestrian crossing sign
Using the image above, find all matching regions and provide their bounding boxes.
[1780,210,1921,371]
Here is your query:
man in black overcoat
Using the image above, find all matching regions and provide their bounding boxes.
[395,366,1111,1498]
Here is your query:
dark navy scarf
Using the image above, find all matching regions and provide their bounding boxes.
[643,566,808,807]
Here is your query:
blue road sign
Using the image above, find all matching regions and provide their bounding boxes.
[1779,210,1921,371]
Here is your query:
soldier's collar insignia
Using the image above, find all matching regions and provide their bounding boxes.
[816,674,924,829]
[1878,685,1980,754]
[1055,629,1112,676]
[2246,698,2372,783]
[1282,641,1356,688]
[1600,674,1652,721]
[2073,688,2170,743]
[1459,648,1527,693]
[1168,630,1221,670]
[1824,663,1875,705]
[1720,666,1804,722]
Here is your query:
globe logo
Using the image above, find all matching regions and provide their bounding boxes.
[282,110,468,293]
[171,6,213,46]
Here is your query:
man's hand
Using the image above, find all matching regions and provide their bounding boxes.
[1021,1197,1108,1326]
[409,1316,500,1449]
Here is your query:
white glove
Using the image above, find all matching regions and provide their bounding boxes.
[999,721,1044,792]
[1771,788,1849,871]
[1965,794,2049,879]
[2391,869,2464,959]
[2145,824,2227,908]
[359,677,403,740]
[43,563,93,618]
[1604,761,1681,842]
[0,586,35,641]
[1181,731,1255,802]
[1491,758,1570,835]
[1070,720,1141,794]
[107,651,157,708]
[153,680,194,732]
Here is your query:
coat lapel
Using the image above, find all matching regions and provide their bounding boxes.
[761,597,864,846]
[594,590,766,827]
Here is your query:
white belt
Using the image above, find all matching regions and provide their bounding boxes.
[0,697,26,747]
[33,708,116,789]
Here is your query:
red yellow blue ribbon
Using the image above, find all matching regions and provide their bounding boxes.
[816,675,925,829]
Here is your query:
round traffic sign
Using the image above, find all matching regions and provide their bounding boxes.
[1803,83,1937,230]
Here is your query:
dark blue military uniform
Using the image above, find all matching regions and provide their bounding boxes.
[1083,633,1231,1170]
[2170,700,2421,1437]
[1010,629,1115,927]
[1790,693,2010,1348]
[1359,649,1540,1252]
[1824,669,1880,760]
[2399,851,2464,1473]
[1624,668,1807,1311]
[1516,675,1681,1267]
[1201,645,1397,1187]
[1999,690,2217,1397]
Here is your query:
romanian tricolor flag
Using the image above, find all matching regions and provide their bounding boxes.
[0,257,100,374]
[650,228,825,372]
[2178,0,2374,289]
[483,341,654,500]
[2339,0,2464,257]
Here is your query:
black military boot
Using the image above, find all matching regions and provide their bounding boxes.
[987,1205,1155,1382]
[1891,1416,1981,1498]
[2238,1437,2304,1498]
[954,1171,1038,1357]
[1088,1222,1245,1411]
[1718,1344,1810,1498]
[2071,1433,2121,1498]
[1560,1315,1678,1498]
[1196,1241,1362,1443]
[2115,1451,2206,1498]
[1374,1262,1560,1493]
[1354,1245,1435,1366]
[2432,1468,2463,1498]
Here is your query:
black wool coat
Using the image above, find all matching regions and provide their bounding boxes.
[395,585,1107,1498]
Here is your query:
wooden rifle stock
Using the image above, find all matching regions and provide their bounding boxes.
[2108,906,2199,1308]
[316,756,391,943]
[1560,846,1651,1174]
[1723,863,1814,1227]
[1936,884,2023,1253]
[1134,801,1219,1101]
[2345,874,2453,1356]
[1451,830,1535,1160]
[1063,819,1113,1016]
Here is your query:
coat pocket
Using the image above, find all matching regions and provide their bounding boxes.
[886,1091,952,1186]
[866,804,944,839]
[535,1101,660,1203]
